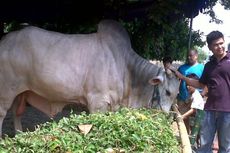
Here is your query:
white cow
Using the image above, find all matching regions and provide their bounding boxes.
[0,20,179,136]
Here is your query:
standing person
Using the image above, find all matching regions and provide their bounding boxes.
[170,30,230,152]
[177,49,204,133]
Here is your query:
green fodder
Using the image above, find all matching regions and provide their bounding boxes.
[0,108,180,153]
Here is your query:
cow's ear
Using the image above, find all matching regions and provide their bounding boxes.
[149,76,164,85]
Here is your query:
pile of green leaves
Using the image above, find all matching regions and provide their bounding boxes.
[0,108,180,153]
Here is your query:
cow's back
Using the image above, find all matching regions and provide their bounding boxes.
[0,25,129,108]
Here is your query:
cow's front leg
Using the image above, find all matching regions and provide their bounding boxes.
[0,110,7,138]
[0,97,14,138]
[11,95,25,133]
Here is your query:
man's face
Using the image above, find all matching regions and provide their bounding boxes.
[208,37,225,58]
[188,51,198,65]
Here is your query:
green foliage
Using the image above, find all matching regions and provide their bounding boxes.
[122,18,204,61]
[3,21,24,33]
[0,108,180,153]
[220,0,230,9]
[141,0,205,60]
[195,46,208,63]
[118,0,207,61]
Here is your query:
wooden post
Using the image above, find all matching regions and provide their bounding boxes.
[172,104,192,153]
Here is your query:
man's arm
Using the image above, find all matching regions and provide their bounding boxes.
[170,66,205,89]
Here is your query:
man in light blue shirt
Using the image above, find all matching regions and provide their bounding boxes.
[177,49,204,132]
[178,49,204,102]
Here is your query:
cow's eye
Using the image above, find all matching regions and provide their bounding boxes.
[166,90,171,96]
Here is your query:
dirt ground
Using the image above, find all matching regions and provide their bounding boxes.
[2,104,88,137]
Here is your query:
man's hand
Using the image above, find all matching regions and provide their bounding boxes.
[169,65,177,72]
[169,66,184,80]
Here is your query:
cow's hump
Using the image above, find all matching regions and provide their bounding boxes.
[97,20,131,48]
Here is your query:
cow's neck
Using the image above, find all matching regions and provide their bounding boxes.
[129,53,160,82]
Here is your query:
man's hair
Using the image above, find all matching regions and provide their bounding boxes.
[162,56,173,64]
[206,30,224,46]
